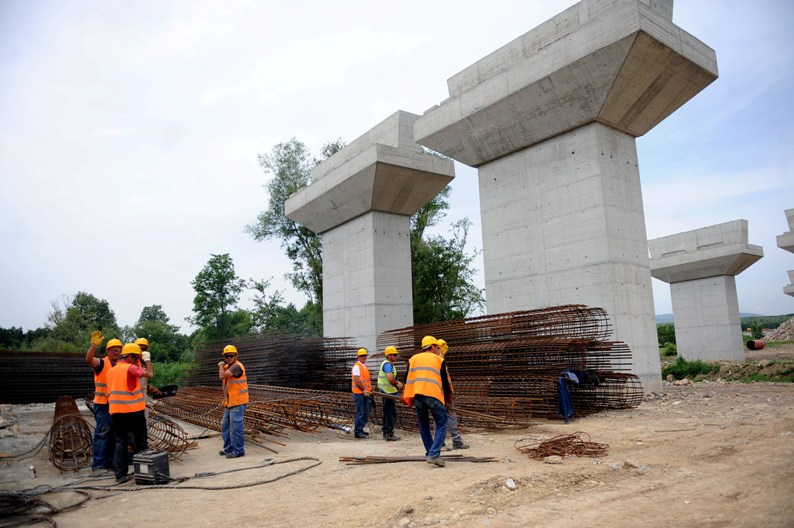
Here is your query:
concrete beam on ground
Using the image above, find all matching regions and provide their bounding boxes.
[414,0,717,168]
[649,220,763,362]
[284,111,454,353]
[285,111,454,235]
[776,208,794,254]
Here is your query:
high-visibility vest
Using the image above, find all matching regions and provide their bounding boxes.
[377,360,399,394]
[93,358,112,405]
[403,352,444,406]
[223,360,249,407]
[351,360,371,394]
[107,363,145,414]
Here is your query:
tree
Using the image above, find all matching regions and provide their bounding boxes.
[133,305,186,363]
[248,279,320,336]
[39,292,121,352]
[187,254,246,340]
[245,138,345,311]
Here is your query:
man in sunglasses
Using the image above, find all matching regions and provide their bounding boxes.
[217,344,248,458]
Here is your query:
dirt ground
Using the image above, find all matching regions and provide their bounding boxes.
[2,347,793,528]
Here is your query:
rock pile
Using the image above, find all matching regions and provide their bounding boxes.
[765,317,794,341]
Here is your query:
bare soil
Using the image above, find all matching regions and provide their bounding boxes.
[2,346,793,528]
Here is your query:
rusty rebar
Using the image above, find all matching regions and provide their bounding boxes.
[49,396,92,472]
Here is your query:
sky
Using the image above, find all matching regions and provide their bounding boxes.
[1,0,793,334]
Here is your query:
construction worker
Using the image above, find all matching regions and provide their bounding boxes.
[377,346,404,441]
[437,339,470,450]
[217,345,248,458]
[135,338,150,406]
[107,342,153,483]
[85,330,122,472]
[402,336,452,467]
[351,348,372,439]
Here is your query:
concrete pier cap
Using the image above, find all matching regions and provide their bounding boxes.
[284,110,454,354]
[649,220,763,362]
[776,208,794,297]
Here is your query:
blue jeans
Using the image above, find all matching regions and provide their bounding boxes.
[221,404,247,455]
[91,403,115,470]
[353,394,370,435]
[414,394,448,459]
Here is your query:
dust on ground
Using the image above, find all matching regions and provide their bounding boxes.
[2,347,793,528]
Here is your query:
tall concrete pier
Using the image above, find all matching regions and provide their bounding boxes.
[413,0,718,393]
[649,220,763,361]
[284,111,454,353]
[776,208,794,297]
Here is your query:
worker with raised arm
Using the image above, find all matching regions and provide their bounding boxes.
[437,339,470,450]
[351,348,372,439]
[218,344,248,458]
[377,346,404,441]
[107,342,153,483]
[402,336,452,467]
[85,330,122,472]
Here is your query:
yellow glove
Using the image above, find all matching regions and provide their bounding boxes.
[363,390,371,398]
[397,382,404,390]
[90,330,104,347]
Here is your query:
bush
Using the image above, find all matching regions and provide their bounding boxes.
[750,323,764,340]
[657,323,676,347]
[661,343,677,357]
[662,356,720,380]
[151,361,195,388]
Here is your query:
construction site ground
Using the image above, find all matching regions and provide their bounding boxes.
[2,344,793,528]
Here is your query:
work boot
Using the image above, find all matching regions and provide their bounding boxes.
[354,433,367,439]
[426,456,445,467]
[452,441,470,450]
[218,450,227,456]
[384,434,400,441]
[226,452,245,459]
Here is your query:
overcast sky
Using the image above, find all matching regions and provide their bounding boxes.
[1,0,793,334]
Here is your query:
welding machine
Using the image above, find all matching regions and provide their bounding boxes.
[133,450,170,485]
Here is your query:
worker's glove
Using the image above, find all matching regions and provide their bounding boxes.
[363,391,371,398]
[218,361,225,368]
[90,330,104,347]
[396,382,404,390]
[142,351,151,362]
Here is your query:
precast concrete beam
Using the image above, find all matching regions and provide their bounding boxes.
[649,220,764,283]
[414,0,717,168]
[285,111,454,234]
[649,220,763,362]
[785,271,794,298]
[776,208,794,254]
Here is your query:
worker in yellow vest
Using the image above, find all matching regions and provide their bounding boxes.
[107,342,152,483]
[437,339,470,450]
[351,348,372,438]
[402,336,452,467]
[85,330,122,472]
[377,346,404,441]
[217,344,248,458]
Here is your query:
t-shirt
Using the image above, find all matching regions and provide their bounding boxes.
[382,362,395,375]
[351,364,362,377]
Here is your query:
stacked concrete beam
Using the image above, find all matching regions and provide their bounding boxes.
[776,208,794,297]
[649,220,763,361]
[413,0,718,393]
[284,111,454,353]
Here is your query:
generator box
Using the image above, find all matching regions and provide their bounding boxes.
[133,450,170,485]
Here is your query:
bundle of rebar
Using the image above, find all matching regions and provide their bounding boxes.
[514,432,609,460]
[0,351,96,404]
[49,396,92,472]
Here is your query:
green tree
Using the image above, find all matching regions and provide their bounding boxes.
[657,323,676,347]
[187,254,246,340]
[248,279,319,336]
[39,292,120,352]
[750,322,764,340]
[133,305,186,363]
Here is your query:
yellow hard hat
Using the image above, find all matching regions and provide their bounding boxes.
[106,339,123,351]
[421,336,438,350]
[384,346,398,356]
[437,339,448,356]
[121,343,142,356]
[223,345,238,356]
[357,348,368,356]
[135,338,149,348]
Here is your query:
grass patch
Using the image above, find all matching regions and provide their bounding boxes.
[740,373,794,383]
[662,356,720,380]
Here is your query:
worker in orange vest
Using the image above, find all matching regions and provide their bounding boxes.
[402,336,452,467]
[85,330,122,472]
[217,344,248,458]
[351,348,372,438]
[107,342,153,483]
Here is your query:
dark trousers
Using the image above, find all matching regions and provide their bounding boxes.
[381,396,396,436]
[111,410,147,479]
[91,403,115,470]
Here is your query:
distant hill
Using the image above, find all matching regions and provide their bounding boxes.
[656,313,764,324]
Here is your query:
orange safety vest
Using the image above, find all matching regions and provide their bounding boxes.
[93,358,112,405]
[223,360,249,407]
[351,360,371,394]
[402,352,445,406]
[107,363,145,414]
